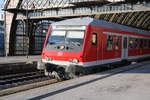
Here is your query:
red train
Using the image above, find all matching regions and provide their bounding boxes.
[38,17,150,79]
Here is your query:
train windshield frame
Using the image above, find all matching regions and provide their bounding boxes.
[47,25,86,46]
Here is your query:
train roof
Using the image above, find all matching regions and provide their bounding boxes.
[52,17,150,36]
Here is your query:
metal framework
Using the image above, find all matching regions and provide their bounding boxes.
[3,0,150,55]
[4,0,150,30]
[8,0,150,30]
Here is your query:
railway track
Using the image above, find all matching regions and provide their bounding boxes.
[0,59,149,96]
[0,62,57,96]
[0,71,50,90]
[0,61,131,96]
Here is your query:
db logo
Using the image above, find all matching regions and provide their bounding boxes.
[57,52,63,56]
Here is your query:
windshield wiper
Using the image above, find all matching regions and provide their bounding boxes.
[49,42,56,45]
[68,42,81,46]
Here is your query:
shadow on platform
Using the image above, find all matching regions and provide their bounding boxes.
[28,61,150,100]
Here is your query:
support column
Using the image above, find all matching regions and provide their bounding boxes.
[4,0,23,56]
[5,12,14,56]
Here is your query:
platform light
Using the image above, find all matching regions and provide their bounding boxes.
[43,29,46,33]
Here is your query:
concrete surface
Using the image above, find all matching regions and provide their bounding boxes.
[0,56,41,64]
[0,61,150,100]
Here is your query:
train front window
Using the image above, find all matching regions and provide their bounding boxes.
[48,30,85,45]
[66,31,84,45]
[46,25,86,52]
[48,31,66,44]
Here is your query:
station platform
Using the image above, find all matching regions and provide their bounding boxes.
[0,55,41,75]
[1,60,150,100]
[0,55,41,64]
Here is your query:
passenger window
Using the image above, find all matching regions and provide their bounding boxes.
[144,39,148,48]
[140,39,143,48]
[148,40,150,48]
[115,36,120,50]
[92,33,97,45]
[135,39,138,49]
[128,38,134,49]
[107,35,114,50]
[123,37,127,49]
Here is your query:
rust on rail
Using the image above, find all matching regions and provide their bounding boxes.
[0,79,57,96]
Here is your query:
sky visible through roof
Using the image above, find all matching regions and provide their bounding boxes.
[0,0,123,13]
[0,0,3,14]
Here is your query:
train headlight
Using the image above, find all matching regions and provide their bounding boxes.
[72,59,79,63]
[69,59,79,64]
[46,56,53,61]
[60,45,65,50]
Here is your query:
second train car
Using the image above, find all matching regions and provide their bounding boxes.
[38,17,150,79]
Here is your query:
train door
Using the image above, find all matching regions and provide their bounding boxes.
[122,36,128,59]
[91,32,98,62]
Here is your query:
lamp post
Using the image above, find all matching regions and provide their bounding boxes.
[26,0,29,58]
[4,5,7,56]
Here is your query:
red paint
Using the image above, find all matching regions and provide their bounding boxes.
[41,24,150,65]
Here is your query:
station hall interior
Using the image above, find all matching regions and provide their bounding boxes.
[0,0,149,56]
[0,0,150,99]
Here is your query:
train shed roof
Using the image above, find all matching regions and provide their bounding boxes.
[52,17,150,36]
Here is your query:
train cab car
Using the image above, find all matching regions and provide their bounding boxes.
[38,17,150,79]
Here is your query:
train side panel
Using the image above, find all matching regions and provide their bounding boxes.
[85,25,150,64]
[83,25,122,65]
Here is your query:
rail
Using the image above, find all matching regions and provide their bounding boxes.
[0,71,48,90]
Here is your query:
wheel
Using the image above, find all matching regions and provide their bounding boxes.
[52,67,66,81]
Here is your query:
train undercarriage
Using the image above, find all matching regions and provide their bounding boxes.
[37,57,150,80]
[37,61,86,80]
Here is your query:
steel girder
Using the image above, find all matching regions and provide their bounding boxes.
[4,0,150,31]
[93,11,150,31]
[3,0,150,56]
